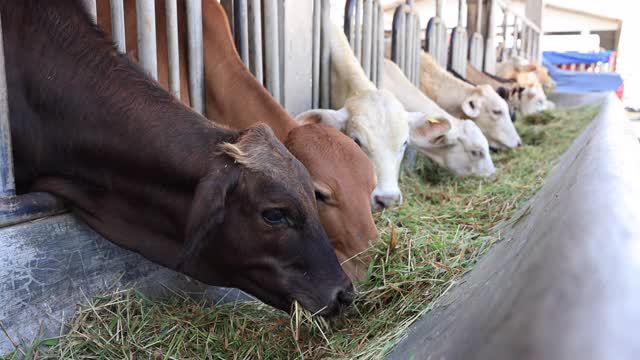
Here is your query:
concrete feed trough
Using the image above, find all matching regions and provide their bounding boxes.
[387,92,640,360]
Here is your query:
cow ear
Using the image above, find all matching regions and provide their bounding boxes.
[462,94,482,118]
[409,115,453,147]
[178,169,238,271]
[295,108,350,131]
[496,86,510,100]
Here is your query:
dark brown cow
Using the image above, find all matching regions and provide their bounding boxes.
[96,0,379,281]
[2,0,353,315]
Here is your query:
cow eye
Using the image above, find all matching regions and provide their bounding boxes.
[471,150,482,157]
[352,137,362,147]
[262,209,287,226]
[492,110,503,116]
[315,190,329,203]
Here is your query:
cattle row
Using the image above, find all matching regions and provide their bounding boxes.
[0,0,556,317]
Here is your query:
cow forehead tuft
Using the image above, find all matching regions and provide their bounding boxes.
[220,124,309,184]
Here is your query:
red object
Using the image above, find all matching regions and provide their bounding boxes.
[615,82,624,100]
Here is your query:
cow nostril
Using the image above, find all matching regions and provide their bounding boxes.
[337,288,354,306]
[375,197,388,209]
[517,141,523,148]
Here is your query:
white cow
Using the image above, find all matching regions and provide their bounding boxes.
[297,23,430,210]
[382,59,496,177]
[419,51,522,149]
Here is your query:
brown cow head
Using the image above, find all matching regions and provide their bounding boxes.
[285,123,379,281]
[180,124,353,316]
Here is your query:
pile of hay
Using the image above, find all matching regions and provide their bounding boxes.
[3,106,599,360]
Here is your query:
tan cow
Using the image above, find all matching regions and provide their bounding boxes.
[419,51,522,149]
[297,23,430,210]
[382,59,496,176]
[496,56,556,92]
[465,63,551,116]
[96,0,378,281]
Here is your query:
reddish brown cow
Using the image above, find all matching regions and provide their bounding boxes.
[97,0,379,280]
[5,0,353,315]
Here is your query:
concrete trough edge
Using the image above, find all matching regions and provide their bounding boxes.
[387,92,640,360]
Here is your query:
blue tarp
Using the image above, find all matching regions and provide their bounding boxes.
[542,58,623,93]
[543,50,613,65]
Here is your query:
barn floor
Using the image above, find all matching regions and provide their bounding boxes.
[2,105,600,360]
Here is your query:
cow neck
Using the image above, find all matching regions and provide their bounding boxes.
[5,1,235,186]
[329,22,377,109]
[419,53,476,117]
[201,0,295,142]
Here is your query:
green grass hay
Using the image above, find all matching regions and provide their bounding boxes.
[2,106,599,360]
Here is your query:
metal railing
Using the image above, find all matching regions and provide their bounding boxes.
[344,0,384,87]
[468,0,484,70]
[390,0,421,86]
[448,0,468,74]
[495,0,541,64]
[424,0,448,68]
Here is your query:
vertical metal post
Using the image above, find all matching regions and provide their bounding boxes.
[398,11,406,73]
[312,0,321,107]
[436,0,443,18]
[248,0,264,84]
[83,0,97,23]
[458,0,465,28]
[345,0,356,45]
[414,17,421,85]
[234,0,250,66]
[484,0,497,74]
[371,1,379,85]
[263,0,281,103]
[186,0,204,114]
[406,7,416,82]
[501,7,508,61]
[110,0,126,53]
[354,0,363,62]
[320,0,331,108]
[0,16,15,198]
[136,0,158,80]
[376,2,384,87]
[165,0,180,98]
[476,0,483,32]
[221,0,235,38]
[362,0,373,78]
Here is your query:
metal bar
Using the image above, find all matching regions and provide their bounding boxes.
[263,0,281,103]
[344,0,356,45]
[221,0,235,38]
[501,8,508,61]
[277,0,285,103]
[136,0,158,80]
[234,0,250,66]
[458,0,465,27]
[248,0,264,84]
[83,0,97,23]
[110,0,126,53]
[376,2,384,87]
[312,0,321,107]
[371,2,379,85]
[186,0,204,114]
[320,0,331,108]
[165,0,180,98]
[414,17,421,85]
[476,0,483,31]
[484,0,496,73]
[436,0,443,18]
[406,11,415,81]
[398,11,406,73]
[362,0,373,78]
[354,0,363,62]
[497,0,541,33]
[0,15,15,198]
